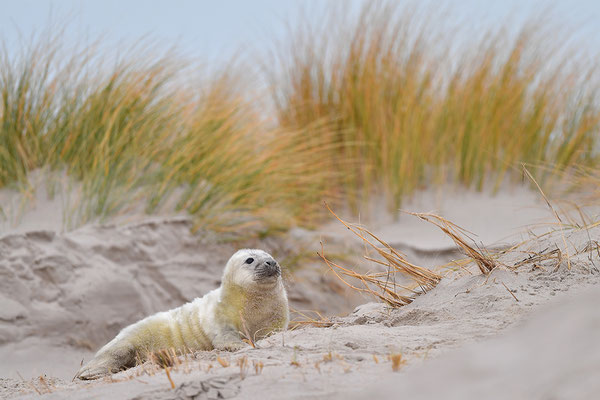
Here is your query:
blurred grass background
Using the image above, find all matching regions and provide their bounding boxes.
[271,3,600,211]
[1,2,599,237]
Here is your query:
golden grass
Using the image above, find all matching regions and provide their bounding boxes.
[271,2,600,211]
[0,34,341,236]
[2,3,600,237]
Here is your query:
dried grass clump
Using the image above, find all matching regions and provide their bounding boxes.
[511,246,562,270]
[148,348,179,369]
[289,309,334,330]
[318,204,441,307]
[318,202,516,307]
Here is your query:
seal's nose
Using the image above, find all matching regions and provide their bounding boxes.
[262,259,280,277]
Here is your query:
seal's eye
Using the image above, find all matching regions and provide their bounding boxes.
[245,257,254,264]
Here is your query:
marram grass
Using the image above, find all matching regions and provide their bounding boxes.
[271,2,600,212]
[0,36,341,236]
[1,3,600,236]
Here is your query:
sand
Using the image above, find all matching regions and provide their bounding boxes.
[355,286,600,400]
[1,184,599,399]
[0,218,360,382]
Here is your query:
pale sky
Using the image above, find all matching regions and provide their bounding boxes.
[1,0,599,62]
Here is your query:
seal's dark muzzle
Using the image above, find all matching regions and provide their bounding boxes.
[256,260,281,279]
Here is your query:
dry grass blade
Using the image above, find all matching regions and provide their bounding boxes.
[17,372,41,395]
[289,308,334,330]
[216,356,229,368]
[511,247,562,269]
[149,348,177,369]
[522,166,563,223]
[237,356,249,380]
[580,240,600,256]
[389,353,406,372]
[405,212,497,274]
[522,165,572,269]
[239,312,256,348]
[38,376,53,393]
[500,281,519,302]
[318,203,441,307]
[253,360,264,375]
[163,367,175,389]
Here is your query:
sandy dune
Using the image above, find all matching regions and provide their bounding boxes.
[0,218,359,383]
[1,187,599,399]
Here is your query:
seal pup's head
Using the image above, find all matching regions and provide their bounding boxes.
[222,249,282,289]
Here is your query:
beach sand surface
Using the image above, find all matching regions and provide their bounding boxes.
[1,185,598,399]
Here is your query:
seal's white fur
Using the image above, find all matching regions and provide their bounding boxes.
[76,249,288,380]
